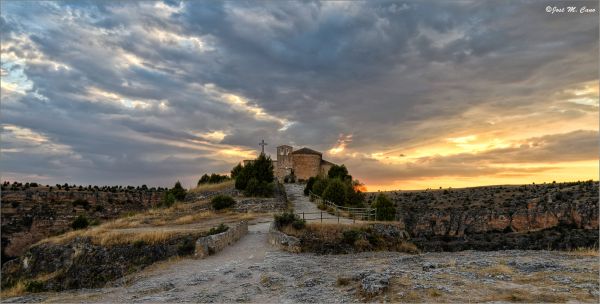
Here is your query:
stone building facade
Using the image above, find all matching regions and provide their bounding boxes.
[273,145,335,182]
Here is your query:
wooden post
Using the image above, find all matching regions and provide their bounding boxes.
[321,212,323,223]
[302,212,304,220]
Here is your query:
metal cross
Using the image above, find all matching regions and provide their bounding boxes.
[259,139,268,154]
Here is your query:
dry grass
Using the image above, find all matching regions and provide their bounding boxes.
[189,180,234,193]
[173,211,213,225]
[35,199,258,247]
[568,247,599,257]
[396,241,420,254]
[0,281,26,298]
[0,271,61,298]
[481,288,568,303]
[479,263,514,275]
[96,230,190,246]
[336,277,352,286]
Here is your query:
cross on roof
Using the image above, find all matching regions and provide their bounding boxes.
[259,139,268,154]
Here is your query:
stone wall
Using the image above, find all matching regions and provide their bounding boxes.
[194,221,248,258]
[234,198,287,213]
[184,187,241,202]
[291,154,321,181]
[268,223,301,253]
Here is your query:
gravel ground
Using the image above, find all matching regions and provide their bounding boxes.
[5,185,598,303]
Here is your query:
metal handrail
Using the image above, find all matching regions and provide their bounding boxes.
[308,191,376,221]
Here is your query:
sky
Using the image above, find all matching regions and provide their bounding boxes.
[1,1,598,191]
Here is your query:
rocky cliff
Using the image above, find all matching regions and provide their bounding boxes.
[368,181,598,250]
[1,233,200,291]
[1,187,164,259]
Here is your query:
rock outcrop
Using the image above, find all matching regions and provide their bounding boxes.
[1,233,200,291]
[1,188,164,259]
[368,181,599,251]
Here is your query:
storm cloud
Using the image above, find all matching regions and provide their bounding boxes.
[1,1,598,189]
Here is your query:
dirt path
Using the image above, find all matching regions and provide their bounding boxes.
[285,183,354,223]
[27,221,274,303]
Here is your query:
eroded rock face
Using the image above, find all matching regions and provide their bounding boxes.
[368,181,599,250]
[1,234,200,291]
[1,188,164,258]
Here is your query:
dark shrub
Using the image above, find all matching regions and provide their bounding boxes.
[94,205,105,212]
[292,218,306,230]
[322,179,347,205]
[304,176,317,195]
[234,153,274,196]
[171,181,187,201]
[208,223,229,235]
[342,229,361,244]
[373,194,396,221]
[328,164,351,181]
[209,173,228,184]
[244,178,273,197]
[25,280,46,292]
[72,199,90,210]
[211,195,236,210]
[159,192,176,208]
[311,178,329,196]
[274,212,303,229]
[177,237,195,255]
[133,239,146,248]
[230,163,243,179]
[198,174,210,185]
[71,215,89,230]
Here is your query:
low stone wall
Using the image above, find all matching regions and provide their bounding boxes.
[194,221,248,258]
[268,223,301,253]
[234,198,287,213]
[185,188,241,202]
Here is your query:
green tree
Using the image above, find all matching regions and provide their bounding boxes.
[160,192,176,208]
[328,164,351,181]
[211,195,236,210]
[170,181,187,201]
[304,176,317,195]
[322,179,347,205]
[230,163,243,179]
[198,174,210,185]
[372,194,395,221]
[233,153,275,196]
[311,178,329,196]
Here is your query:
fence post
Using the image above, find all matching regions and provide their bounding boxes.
[302,212,304,220]
[321,212,323,223]
[338,213,340,223]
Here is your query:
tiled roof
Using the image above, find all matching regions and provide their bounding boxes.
[291,147,322,156]
[321,159,335,165]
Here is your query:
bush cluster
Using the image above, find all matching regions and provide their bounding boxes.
[304,164,366,208]
[207,223,229,235]
[177,237,195,255]
[198,173,229,185]
[71,215,89,230]
[72,199,90,210]
[274,212,306,229]
[211,195,236,210]
[233,153,275,197]
[372,194,396,221]
[24,280,46,293]
[158,181,187,208]
[1,181,167,192]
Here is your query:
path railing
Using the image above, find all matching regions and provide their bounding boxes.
[307,191,376,222]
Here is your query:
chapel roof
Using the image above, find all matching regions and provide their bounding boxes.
[291,147,322,156]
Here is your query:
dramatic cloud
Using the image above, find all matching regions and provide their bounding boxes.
[1,1,598,189]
